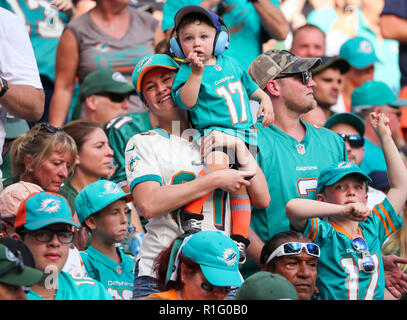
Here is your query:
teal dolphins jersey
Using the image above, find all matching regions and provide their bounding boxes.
[241,119,348,278]
[80,246,136,300]
[172,55,259,145]
[104,112,152,186]
[27,271,112,300]
[304,198,403,300]
[0,0,69,81]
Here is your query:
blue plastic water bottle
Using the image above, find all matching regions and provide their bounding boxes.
[127,225,144,257]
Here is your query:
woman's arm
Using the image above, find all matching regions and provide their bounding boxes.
[132,168,253,219]
[49,28,79,127]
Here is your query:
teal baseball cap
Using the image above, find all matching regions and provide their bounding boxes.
[178,231,243,287]
[75,180,132,224]
[235,271,298,300]
[317,161,371,194]
[339,37,378,69]
[14,191,79,230]
[132,54,179,99]
[79,69,136,102]
[351,81,407,113]
[324,112,365,136]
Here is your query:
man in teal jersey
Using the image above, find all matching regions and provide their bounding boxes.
[161,0,288,69]
[243,49,348,278]
[287,112,407,300]
[13,191,112,300]
[0,0,75,124]
[75,180,135,300]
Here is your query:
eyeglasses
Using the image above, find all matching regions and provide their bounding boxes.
[200,282,232,295]
[95,92,129,103]
[275,71,313,85]
[337,133,364,148]
[24,228,74,244]
[31,123,63,142]
[352,237,376,273]
[265,242,320,265]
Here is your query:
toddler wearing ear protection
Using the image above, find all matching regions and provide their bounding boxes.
[170,5,273,264]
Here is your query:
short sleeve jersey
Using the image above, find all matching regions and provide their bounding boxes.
[172,55,259,144]
[80,246,135,300]
[0,0,69,82]
[27,271,112,300]
[104,112,153,186]
[125,128,231,278]
[250,120,348,241]
[303,198,403,300]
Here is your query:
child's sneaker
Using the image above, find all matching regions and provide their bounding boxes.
[178,211,203,234]
[231,234,250,265]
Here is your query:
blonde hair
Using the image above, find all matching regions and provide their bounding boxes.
[10,123,78,178]
[382,208,407,273]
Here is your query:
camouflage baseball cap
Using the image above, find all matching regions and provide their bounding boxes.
[248,49,321,90]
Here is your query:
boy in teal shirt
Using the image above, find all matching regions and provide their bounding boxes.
[169,5,273,262]
[286,112,407,300]
[75,180,135,300]
[13,191,112,300]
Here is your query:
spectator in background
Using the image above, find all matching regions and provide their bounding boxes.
[324,112,386,208]
[161,0,289,69]
[382,200,407,299]
[0,116,29,181]
[351,80,407,190]
[0,238,44,300]
[150,231,243,300]
[338,36,378,113]
[59,120,113,214]
[380,0,407,91]
[302,56,350,126]
[6,123,77,192]
[14,191,112,300]
[0,8,45,186]
[71,69,134,125]
[260,231,319,300]
[235,271,298,300]
[290,23,326,58]
[49,0,160,127]
[0,181,43,238]
[75,180,135,300]
[0,0,75,125]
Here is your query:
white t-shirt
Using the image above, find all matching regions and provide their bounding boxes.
[0,8,42,176]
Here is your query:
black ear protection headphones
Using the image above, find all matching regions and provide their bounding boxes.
[169,12,230,59]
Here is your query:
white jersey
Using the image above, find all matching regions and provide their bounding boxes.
[125,128,231,278]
